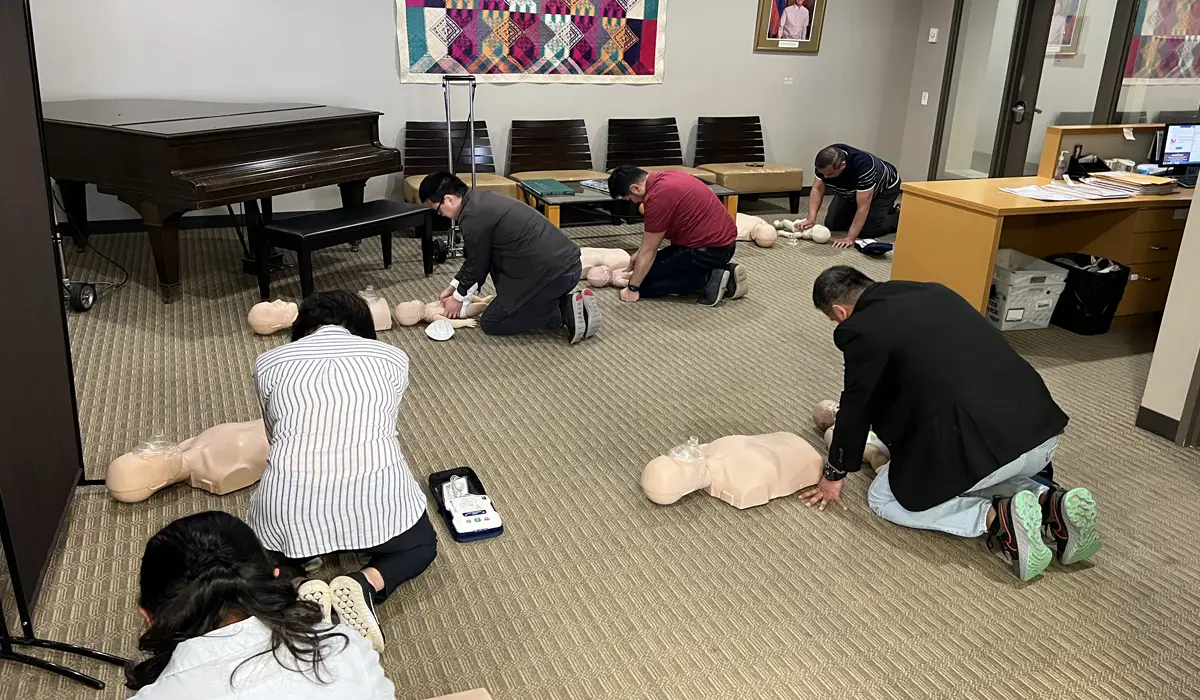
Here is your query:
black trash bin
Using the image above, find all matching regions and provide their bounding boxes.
[1045,253,1130,335]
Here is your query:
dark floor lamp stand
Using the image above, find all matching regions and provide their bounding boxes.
[0,488,126,689]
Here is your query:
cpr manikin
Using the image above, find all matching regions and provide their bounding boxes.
[812,399,890,470]
[359,286,393,332]
[735,213,778,248]
[105,420,269,503]
[580,247,631,278]
[393,295,494,329]
[585,265,632,289]
[642,433,822,509]
[773,219,832,244]
[247,300,299,335]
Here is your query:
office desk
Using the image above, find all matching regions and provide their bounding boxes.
[891,177,1192,317]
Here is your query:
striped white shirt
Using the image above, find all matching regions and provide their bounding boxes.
[248,326,427,559]
[816,144,901,201]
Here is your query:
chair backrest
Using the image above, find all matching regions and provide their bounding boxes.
[605,117,685,170]
[404,121,497,178]
[508,119,594,174]
[694,116,766,165]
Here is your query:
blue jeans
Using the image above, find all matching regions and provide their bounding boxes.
[639,244,735,298]
[866,436,1059,538]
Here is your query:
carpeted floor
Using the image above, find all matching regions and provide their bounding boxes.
[3,198,1200,699]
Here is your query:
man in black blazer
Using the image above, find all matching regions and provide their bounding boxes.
[805,266,1102,581]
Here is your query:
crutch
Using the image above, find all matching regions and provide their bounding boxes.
[442,75,477,259]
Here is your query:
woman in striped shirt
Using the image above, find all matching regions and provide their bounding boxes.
[249,291,436,653]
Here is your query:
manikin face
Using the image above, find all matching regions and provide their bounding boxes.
[623,179,648,204]
[641,455,706,505]
[817,160,847,180]
[426,193,464,220]
[248,300,299,333]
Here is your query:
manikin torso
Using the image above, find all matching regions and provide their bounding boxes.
[247,300,298,335]
[580,247,631,277]
[359,287,393,332]
[642,433,822,509]
[105,420,269,503]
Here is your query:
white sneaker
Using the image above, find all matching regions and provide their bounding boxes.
[330,574,385,652]
[296,579,332,624]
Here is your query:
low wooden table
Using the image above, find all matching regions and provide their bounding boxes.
[518,181,740,227]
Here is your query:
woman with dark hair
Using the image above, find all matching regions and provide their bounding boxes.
[249,291,437,653]
[128,511,393,698]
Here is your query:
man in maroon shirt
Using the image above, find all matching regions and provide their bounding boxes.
[608,166,747,307]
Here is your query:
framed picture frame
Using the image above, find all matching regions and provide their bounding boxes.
[754,0,826,54]
[1047,0,1084,56]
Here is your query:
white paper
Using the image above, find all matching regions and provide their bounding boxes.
[1123,127,1135,141]
[1001,186,1082,201]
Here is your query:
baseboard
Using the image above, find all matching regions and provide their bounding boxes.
[72,211,323,236]
[1135,405,1179,441]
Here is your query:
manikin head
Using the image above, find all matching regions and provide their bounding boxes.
[752,222,778,247]
[127,511,329,691]
[418,171,469,220]
[394,300,425,326]
[246,300,298,335]
[642,454,709,505]
[291,291,376,342]
[586,266,613,287]
[812,265,875,324]
[812,400,839,432]
[608,165,650,204]
[815,145,849,180]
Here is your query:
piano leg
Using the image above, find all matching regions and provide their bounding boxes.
[145,222,182,303]
[340,181,366,252]
[57,180,89,250]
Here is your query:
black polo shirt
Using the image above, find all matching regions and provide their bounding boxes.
[816,144,901,201]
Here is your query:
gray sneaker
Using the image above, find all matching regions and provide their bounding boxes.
[985,491,1053,581]
[580,288,602,339]
[698,268,730,307]
[1043,487,1102,565]
[561,291,586,344]
[725,263,748,300]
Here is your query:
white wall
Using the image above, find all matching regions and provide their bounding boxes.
[895,0,955,182]
[30,0,922,220]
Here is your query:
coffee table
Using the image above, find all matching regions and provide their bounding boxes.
[518,181,740,227]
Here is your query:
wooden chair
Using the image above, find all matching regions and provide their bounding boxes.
[605,117,716,183]
[507,119,608,183]
[694,116,805,213]
[402,121,518,202]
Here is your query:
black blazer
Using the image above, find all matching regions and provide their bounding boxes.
[827,281,1068,511]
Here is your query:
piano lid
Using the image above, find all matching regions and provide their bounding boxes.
[41,99,382,136]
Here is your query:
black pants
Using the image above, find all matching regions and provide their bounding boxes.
[480,263,581,336]
[639,244,735,298]
[271,512,438,602]
[825,189,900,236]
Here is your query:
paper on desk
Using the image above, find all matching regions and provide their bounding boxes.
[1123,127,1135,141]
[1000,185,1083,201]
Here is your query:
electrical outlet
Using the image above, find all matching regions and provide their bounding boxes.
[783,76,794,85]
[928,27,939,43]
[921,92,929,106]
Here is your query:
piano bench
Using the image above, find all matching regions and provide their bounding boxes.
[256,200,434,299]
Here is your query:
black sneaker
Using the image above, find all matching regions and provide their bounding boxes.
[330,572,385,652]
[1042,487,1102,565]
[985,491,1053,581]
[725,263,748,300]
[580,288,602,339]
[560,291,585,344]
[698,268,730,307]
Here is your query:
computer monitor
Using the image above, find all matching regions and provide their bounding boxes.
[1160,123,1200,166]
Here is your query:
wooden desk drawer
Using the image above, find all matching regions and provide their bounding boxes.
[1125,230,1184,264]
[1116,261,1175,316]
[1133,207,1188,233]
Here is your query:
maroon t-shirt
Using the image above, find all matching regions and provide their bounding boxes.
[642,171,737,249]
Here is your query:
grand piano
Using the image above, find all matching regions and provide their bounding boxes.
[41,99,404,302]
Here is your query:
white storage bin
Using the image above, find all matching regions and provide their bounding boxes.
[993,249,1069,286]
[988,279,1066,331]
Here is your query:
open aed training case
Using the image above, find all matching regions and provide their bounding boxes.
[428,466,504,543]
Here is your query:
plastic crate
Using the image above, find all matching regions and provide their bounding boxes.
[993,249,1069,286]
[987,279,1066,331]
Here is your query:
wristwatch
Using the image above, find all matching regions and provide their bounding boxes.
[627,284,641,293]
[822,462,847,482]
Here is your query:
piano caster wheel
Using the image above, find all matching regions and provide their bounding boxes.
[432,238,449,265]
[67,282,96,312]
[349,241,361,252]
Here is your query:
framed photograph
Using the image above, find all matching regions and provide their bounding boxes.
[754,0,826,54]
[1047,0,1084,56]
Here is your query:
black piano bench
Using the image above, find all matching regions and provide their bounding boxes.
[256,200,435,300]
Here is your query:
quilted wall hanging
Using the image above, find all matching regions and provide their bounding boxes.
[396,0,668,84]
[1125,0,1200,84]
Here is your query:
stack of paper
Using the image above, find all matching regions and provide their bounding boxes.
[1087,171,1177,195]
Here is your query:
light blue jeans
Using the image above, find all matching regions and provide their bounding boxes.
[866,435,1059,538]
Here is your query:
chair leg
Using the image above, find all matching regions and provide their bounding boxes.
[298,252,314,298]
[255,233,272,300]
[789,191,801,215]
[419,220,434,277]
[382,232,392,269]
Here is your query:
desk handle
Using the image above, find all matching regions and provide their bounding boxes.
[1150,245,1170,251]
[1141,276,1162,282]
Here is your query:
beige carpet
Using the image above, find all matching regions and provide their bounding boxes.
[3,199,1200,699]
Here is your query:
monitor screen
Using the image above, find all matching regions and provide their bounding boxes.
[1162,124,1200,166]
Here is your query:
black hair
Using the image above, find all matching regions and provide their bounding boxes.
[607,165,648,199]
[812,265,875,311]
[815,146,845,171]
[126,511,347,690]
[418,171,469,203]
[290,290,377,342]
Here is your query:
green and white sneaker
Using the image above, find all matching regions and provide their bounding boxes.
[986,491,1054,581]
[1043,487,1102,565]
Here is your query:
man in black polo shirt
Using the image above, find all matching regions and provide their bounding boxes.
[802,144,901,248]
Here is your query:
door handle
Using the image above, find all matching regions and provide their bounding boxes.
[1012,101,1027,124]
[1150,245,1170,251]
[1142,276,1162,282]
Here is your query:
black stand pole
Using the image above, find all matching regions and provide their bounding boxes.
[0,487,126,689]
